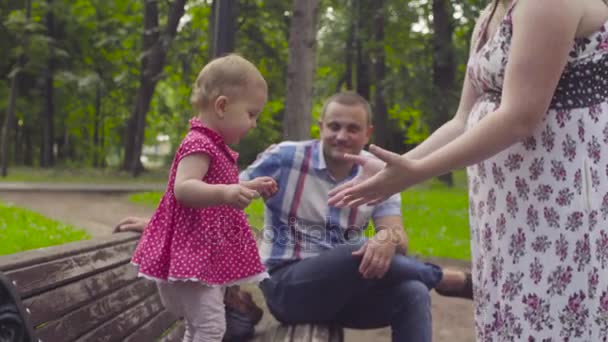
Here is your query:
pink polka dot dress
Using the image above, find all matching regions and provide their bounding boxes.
[131,118,268,286]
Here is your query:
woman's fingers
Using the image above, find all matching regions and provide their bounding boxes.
[339,153,369,165]
[327,180,355,205]
[368,144,402,164]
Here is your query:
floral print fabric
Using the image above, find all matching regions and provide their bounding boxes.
[466,2,608,341]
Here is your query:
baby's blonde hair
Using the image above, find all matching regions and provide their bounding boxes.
[190,54,266,110]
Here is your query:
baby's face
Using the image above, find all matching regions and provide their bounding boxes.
[220,81,267,145]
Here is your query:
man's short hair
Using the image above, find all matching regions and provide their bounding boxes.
[190,53,267,110]
[320,91,373,125]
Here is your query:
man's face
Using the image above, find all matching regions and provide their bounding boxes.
[319,101,373,163]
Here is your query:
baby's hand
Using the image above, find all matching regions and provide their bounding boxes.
[243,176,278,199]
[224,184,259,209]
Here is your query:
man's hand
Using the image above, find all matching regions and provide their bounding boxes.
[113,216,149,234]
[224,184,259,209]
[241,177,278,199]
[352,229,397,279]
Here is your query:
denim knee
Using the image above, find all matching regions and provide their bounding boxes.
[394,280,431,310]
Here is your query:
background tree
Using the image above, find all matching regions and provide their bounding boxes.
[0,0,486,177]
[283,0,320,140]
[211,0,237,58]
[431,0,456,186]
[1,0,34,176]
[122,0,187,176]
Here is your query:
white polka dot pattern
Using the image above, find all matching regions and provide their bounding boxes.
[131,118,267,286]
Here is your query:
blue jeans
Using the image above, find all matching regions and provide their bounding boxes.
[259,242,443,342]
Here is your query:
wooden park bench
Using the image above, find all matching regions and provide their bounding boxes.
[0,233,343,342]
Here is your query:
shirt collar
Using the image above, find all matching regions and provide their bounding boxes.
[189,117,239,162]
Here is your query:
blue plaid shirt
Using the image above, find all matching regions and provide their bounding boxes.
[239,140,402,270]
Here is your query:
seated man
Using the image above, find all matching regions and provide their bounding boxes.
[239,91,470,342]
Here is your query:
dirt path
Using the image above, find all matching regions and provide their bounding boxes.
[0,191,155,236]
[0,191,475,342]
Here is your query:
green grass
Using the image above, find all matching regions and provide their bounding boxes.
[0,201,91,255]
[129,192,165,208]
[129,170,471,260]
[397,170,470,260]
[0,166,168,184]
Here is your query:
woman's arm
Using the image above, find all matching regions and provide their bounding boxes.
[330,0,582,207]
[414,0,580,176]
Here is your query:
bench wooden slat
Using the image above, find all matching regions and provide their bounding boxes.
[255,324,343,342]
[25,263,137,326]
[258,324,290,342]
[6,240,138,298]
[123,309,179,342]
[309,325,331,341]
[326,325,343,342]
[292,324,342,342]
[291,324,313,342]
[159,321,185,342]
[0,233,140,272]
[74,293,165,342]
[35,279,157,341]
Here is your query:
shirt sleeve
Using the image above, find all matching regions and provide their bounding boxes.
[239,144,283,181]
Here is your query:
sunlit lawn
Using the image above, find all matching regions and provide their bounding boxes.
[397,170,470,260]
[0,201,90,255]
[130,170,470,260]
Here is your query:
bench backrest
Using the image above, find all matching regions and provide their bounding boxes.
[0,233,184,342]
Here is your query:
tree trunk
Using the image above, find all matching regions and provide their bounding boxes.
[23,125,33,166]
[344,0,355,91]
[93,82,101,167]
[283,0,320,140]
[122,0,187,176]
[99,97,106,168]
[371,0,389,149]
[1,74,18,176]
[63,130,75,161]
[355,0,371,100]
[432,0,456,186]
[1,0,31,176]
[212,0,237,58]
[208,0,216,58]
[41,0,55,167]
[14,122,22,165]
[335,0,355,92]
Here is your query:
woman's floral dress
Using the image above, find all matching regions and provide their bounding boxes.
[466,2,608,340]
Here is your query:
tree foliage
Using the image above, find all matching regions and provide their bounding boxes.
[0,0,486,173]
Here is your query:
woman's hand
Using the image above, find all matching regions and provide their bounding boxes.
[327,153,385,204]
[328,145,424,208]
